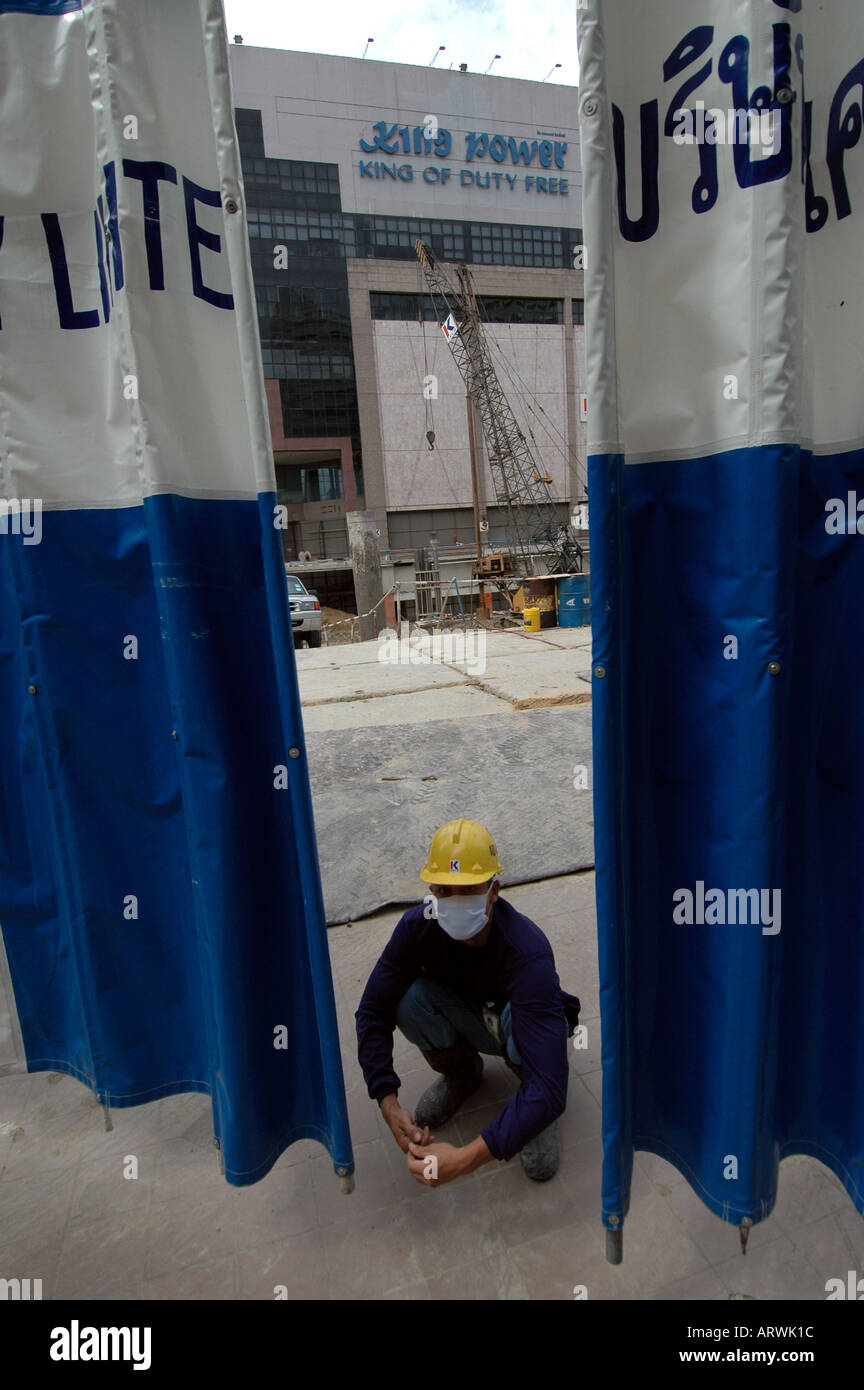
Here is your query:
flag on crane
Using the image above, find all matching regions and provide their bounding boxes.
[441,312,459,340]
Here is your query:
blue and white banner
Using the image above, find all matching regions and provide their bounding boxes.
[0,0,353,1185]
[579,0,864,1233]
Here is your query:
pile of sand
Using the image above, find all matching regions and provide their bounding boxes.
[320,606,358,645]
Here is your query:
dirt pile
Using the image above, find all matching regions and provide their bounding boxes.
[320,606,358,645]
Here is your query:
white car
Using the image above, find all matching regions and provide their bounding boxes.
[286,572,322,647]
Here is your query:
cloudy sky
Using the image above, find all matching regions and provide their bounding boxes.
[222,0,579,85]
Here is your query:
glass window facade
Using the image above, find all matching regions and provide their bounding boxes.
[246,208,584,267]
[237,109,362,478]
[370,292,439,322]
[370,292,566,325]
[276,463,343,503]
[235,106,584,506]
[353,216,581,267]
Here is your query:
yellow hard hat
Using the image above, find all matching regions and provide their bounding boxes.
[420,819,503,885]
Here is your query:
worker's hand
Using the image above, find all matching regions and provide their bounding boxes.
[379,1095,430,1153]
[407,1140,465,1188]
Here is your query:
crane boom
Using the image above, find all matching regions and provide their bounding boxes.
[414,240,582,575]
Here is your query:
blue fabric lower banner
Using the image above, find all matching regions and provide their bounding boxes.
[0,2,81,15]
[0,494,354,1185]
[590,443,864,1226]
[579,0,864,1243]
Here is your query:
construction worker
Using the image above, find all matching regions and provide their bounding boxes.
[355,818,580,1187]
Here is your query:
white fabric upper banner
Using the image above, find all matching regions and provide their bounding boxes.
[0,0,273,508]
[578,0,863,463]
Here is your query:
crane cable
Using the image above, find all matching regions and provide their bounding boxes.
[401,292,463,507]
[420,267,436,451]
[482,313,579,467]
[474,298,586,496]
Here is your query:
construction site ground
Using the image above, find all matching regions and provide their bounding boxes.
[302,621,594,729]
[0,625,857,1300]
[301,625,595,923]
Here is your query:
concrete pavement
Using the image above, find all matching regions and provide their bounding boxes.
[297,625,593,732]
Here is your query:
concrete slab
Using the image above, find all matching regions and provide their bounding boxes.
[478,647,594,707]
[488,627,592,650]
[301,683,507,733]
[295,642,386,671]
[492,628,593,653]
[297,629,594,714]
[299,657,468,706]
[298,624,592,675]
[485,637,594,665]
[305,706,594,924]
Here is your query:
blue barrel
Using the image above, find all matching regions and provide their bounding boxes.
[557,574,591,627]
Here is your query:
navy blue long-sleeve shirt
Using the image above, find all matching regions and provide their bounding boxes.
[355,895,580,1162]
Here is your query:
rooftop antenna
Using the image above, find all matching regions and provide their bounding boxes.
[362,37,374,58]
[543,62,562,81]
[485,54,501,75]
[430,45,445,66]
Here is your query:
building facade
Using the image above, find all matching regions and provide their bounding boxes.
[229,44,585,608]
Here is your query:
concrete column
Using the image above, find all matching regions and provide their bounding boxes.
[347,509,385,642]
[346,263,389,538]
[563,296,581,505]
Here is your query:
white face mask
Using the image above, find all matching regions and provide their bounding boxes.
[433,880,497,941]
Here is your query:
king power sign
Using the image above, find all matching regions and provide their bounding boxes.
[356,117,573,197]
